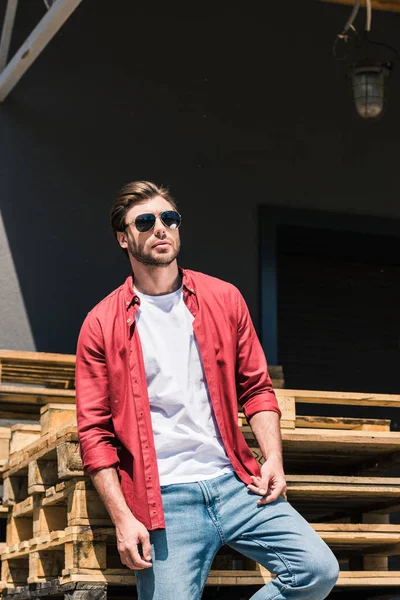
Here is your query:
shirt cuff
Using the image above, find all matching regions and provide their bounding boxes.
[81,446,120,475]
[242,392,282,420]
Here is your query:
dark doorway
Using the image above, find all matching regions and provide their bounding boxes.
[277,225,400,395]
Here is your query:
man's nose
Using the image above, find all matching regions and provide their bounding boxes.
[153,215,166,235]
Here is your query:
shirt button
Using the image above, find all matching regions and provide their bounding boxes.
[127,319,131,324]
[148,476,152,480]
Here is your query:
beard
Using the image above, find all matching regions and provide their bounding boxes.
[127,236,180,267]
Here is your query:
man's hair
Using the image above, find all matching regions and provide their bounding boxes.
[110,180,178,241]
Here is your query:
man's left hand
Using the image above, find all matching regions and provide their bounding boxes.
[247,458,287,505]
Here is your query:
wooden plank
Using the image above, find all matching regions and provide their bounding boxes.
[276,395,295,428]
[40,403,76,436]
[65,541,107,571]
[67,487,110,526]
[286,475,400,514]
[277,389,400,408]
[11,496,33,518]
[32,501,67,537]
[3,475,28,506]
[207,570,400,587]
[286,474,400,485]
[296,416,390,431]
[9,425,41,455]
[56,442,84,479]
[244,425,400,447]
[320,0,400,14]
[28,459,58,494]
[362,514,389,571]
[0,350,75,365]
[28,549,65,582]
[0,384,75,402]
[6,513,32,546]
[0,426,11,462]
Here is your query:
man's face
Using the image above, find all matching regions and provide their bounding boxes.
[117,196,181,267]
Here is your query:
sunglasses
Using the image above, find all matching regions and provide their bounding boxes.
[125,210,182,233]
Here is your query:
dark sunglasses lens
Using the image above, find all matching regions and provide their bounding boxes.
[135,214,156,232]
[161,211,181,229]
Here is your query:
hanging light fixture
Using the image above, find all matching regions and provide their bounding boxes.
[333,0,397,121]
[348,60,392,119]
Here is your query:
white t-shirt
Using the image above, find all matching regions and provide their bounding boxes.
[135,287,233,486]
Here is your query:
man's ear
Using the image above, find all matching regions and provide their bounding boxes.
[117,231,128,249]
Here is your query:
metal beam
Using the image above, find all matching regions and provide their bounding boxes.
[320,0,400,13]
[0,0,19,73]
[0,0,83,102]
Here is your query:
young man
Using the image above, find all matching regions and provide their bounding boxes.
[76,181,339,600]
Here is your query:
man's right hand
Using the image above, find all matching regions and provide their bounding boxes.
[115,513,152,570]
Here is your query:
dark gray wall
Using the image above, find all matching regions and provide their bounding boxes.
[1,0,400,353]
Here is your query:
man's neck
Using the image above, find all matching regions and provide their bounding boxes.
[131,261,181,296]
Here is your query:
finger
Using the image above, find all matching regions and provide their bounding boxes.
[120,551,136,570]
[257,490,280,505]
[249,476,271,491]
[140,536,152,562]
[257,484,286,505]
[247,483,266,495]
[129,545,152,570]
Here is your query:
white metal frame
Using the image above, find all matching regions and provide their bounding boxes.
[0,0,83,102]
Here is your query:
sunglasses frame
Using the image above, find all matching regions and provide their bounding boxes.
[125,210,182,233]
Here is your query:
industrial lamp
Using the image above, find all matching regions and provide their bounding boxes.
[348,60,392,119]
[334,0,397,121]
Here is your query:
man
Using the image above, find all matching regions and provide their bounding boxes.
[76,180,339,600]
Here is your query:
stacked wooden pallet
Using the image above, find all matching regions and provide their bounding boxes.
[0,398,399,598]
[1,351,400,599]
[0,351,76,421]
[0,350,77,565]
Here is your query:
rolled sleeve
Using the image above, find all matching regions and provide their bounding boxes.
[235,290,281,420]
[76,312,120,475]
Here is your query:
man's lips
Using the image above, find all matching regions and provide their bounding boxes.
[153,241,171,249]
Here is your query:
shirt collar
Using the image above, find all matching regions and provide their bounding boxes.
[123,267,196,310]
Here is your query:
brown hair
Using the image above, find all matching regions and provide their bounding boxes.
[110,180,178,240]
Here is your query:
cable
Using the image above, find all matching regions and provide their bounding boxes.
[343,0,361,36]
[366,0,372,32]
[333,0,361,59]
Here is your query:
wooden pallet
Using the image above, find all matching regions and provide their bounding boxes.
[2,425,82,507]
[285,475,400,521]
[2,521,400,586]
[1,571,400,600]
[2,466,400,589]
[1,394,400,594]
[0,352,76,390]
[245,425,400,475]
[6,474,400,543]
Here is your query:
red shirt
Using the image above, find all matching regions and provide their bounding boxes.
[76,268,281,530]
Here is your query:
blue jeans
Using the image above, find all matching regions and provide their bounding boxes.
[136,471,339,600]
